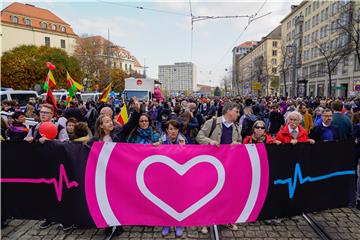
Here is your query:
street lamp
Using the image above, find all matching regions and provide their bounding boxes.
[286,44,297,97]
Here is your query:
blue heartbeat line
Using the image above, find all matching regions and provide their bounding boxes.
[274,163,355,199]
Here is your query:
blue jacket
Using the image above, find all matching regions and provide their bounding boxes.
[331,112,353,140]
[309,124,340,142]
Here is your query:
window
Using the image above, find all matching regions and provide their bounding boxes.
[272,41,278,47]
[272,59,277,65]
[41,22,47,29]
[332,2,338,15]
[45,37,50,47]
[12,16,18,23]
[51,24,57,31]
[61,26,66,32]
[24,18,31,26]
[272,50,277,56]
[60,39,65,48]
[272,67,277,74]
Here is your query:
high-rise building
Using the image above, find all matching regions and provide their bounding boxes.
[1,2,78,56]
[158,62,197,93]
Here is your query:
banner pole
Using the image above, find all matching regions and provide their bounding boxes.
[210,225,220,240]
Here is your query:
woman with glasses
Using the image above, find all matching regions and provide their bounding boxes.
[127,113,161,145]
[243,120,275,144]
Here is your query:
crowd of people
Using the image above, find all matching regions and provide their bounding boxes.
[1,94,360,237]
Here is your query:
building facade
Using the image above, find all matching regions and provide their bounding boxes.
[1,2,78,56]
[236,26,282,96]
[280,0,360,98]
[232,41,258,95]
[158,62,197,93]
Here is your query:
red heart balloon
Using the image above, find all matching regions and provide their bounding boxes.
[39,122,58,140]
[46,62,56,70]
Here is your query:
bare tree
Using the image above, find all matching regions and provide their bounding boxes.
[279,45,291,97]
[314,37,350,96]
[336,1,360,70]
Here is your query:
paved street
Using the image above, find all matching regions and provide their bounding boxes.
[1,207,360,240]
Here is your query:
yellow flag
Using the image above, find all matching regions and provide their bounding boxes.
[67,72,84,91]
[116,104,129,126]
[99,83,112,103]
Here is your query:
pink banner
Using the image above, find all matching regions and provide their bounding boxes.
[85,143,269,227]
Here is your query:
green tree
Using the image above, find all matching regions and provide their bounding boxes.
[1,45,83,91]
[214,86,221,96]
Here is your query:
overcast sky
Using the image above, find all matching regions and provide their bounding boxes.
[3,0,302,86]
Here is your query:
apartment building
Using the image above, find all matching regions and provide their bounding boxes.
[1,2,78,56]
[158,62,197,93]
[280,0,360,98]
[236,26,282,96]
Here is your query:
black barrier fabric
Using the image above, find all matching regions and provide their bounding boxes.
[1,140,357,227]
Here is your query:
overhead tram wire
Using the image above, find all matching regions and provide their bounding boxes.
[210,0,270,72]
[98,0,190,17]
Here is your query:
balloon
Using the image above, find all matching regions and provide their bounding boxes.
[46,62,56,70]
[39,122,58,140]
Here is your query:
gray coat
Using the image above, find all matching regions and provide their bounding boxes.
[196,117,242,144]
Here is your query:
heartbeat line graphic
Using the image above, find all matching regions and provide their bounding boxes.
[0,164,79,202]
[274,163,355,199]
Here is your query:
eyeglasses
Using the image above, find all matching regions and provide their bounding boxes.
[40,111,52,115]
[254,126,265,129]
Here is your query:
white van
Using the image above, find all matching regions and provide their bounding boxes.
[81,92,102,102]
[1,90,38,110]
[40,90,82,102]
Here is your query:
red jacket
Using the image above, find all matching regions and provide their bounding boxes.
[276,124,309,143]
[243,134,275,144]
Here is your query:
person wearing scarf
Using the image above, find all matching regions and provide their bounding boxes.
[7,111,29,141]
[159,119,185,237]
[243,120,275,144]
[127,113,161,145]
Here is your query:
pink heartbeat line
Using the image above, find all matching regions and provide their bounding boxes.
[0,164,79,202]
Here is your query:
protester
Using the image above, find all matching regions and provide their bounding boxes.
[24,103,69,143]
[275,111,315,144]
[298,103,313,132]
[313,107,324,127]
[196,101,241,232]
[309,109,340,142]
[331,100,353,140]
[352,112,360,210]
[243,120,275,144]
[240,106,258,139]
[127,113,161,145]
[66,117,78,141]
[160,119,185,237]
[85,101,98,135]
[7,111,29,141]
[73,122,90,142]
[268,103,285,137]
[64,101,84,122]
[177,110,199,144]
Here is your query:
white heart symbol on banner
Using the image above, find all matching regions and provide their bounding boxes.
[136,155,225,222]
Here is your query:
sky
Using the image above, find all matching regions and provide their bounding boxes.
[3,0,302,87]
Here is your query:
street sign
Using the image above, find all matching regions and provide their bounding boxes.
[335,86,346,90]
[355,85,360,92]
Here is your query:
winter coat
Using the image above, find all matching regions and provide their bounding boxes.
[243,133,275,144]
[276,124,309,143]
[196,116,242,144]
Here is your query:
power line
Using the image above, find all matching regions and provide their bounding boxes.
[98,0,190,16]
[210,0,270,72]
